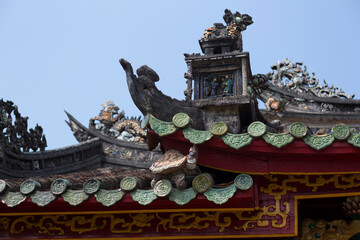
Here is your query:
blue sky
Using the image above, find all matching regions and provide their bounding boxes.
[0,0,359,149]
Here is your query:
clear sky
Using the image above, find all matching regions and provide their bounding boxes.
[0,0,359,150]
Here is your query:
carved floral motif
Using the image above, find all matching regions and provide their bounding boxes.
[268,58,354,99]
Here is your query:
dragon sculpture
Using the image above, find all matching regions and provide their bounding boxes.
[90,100,146,143]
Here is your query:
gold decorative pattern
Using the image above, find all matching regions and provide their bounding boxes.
[261,174,360,197]
[156,211,232,233]
[5,214,155,235]
[234,197,290,231]
[156,197,289,233]
[0,199,290,237]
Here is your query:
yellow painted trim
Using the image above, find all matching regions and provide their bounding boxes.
[294,191,360,200]
[200,163,360,175]
[21,233,298,240]
[0,207,254,216]
[199,163,266,175]
[270,171,360,175]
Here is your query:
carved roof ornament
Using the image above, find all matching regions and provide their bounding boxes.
[199,9,253,54]
[0,99,47,153]
[86,100,146,143]
[150,145,201,190]
[268,58,354,99]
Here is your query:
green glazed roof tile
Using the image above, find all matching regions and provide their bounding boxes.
[30,191,56,207]
[169,188,197,205]
[1,191,26,207]
[95,189,125,207]
[304,134,335,150]
[348,134,360,147]
[262,132,294,148]
[203,184,237,205]
[183,127,213,144]
[130,189,157,205]
[62,189,89,206]
[149,115,177,136]
[222,133,252,149]
[148,114,360,151]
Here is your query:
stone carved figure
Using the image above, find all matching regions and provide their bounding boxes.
[90,100,146,143]
[0,99,47,153]
[150,145,201,190]
[204,73,235,98]
[223,75,234,94]
[268,58,354,99]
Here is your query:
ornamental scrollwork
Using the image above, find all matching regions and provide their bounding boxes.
[261,174,360,197]
[155,197,289,233]
[156,211,232,233]
[234,197,290,230]
[6,214,155,235]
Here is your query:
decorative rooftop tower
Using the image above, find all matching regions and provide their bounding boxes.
[181,9,259,133]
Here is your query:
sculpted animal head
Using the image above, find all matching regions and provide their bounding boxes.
[136,65,159,82]
[101,100,119,115]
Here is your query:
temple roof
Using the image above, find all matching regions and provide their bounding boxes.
[0,167,254,208]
